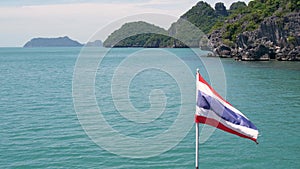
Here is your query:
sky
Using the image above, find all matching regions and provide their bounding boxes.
[0,0,250,47]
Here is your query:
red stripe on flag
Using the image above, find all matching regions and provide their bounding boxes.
[198,73,231,105]
[195,115,257,143]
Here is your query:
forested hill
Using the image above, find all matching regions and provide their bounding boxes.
[104,1,222,48]
[170,1,227,35]
[103,21,169,48]
[103,0,300,60]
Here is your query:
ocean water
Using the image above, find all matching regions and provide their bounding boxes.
[0,47,299,168]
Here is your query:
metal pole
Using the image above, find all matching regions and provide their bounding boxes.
[195,123,199,169]
[196,68,199,169]
[195,68,199,169]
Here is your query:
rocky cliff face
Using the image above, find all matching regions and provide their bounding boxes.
[236,12,300,61]
[210,12,300,61]
[101,0,299,60]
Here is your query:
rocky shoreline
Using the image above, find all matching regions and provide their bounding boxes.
[209,12,300,61]
[102,1,300,61]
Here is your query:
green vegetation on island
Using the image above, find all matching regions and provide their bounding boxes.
[103,0,300,60]
[177,1,227,34]
[209,0,299,61]
[23,36,83,48]
[214,0,299,44]
[103,21,169,48]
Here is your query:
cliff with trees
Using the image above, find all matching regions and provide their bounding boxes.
[104,0,300,61]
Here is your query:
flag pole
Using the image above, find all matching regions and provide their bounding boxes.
[195,122,199,169]
[195,68,199,169]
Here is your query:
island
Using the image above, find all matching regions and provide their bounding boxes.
[104,0,300,61]
[85,40,103,47]
[103,21,173,48]
[23,36,83,47]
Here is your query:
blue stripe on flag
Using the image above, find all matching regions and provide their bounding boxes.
[197,90,258,130]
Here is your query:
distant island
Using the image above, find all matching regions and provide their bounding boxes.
[104,0,300,61]
[23,36,103,48]
[24,36,83,47]
[85,40,103,47]
[103,21,187,48]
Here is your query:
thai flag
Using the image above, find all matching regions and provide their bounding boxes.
[195,71,259,143]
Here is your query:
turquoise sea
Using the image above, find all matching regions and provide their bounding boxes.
[0,47,299,168]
